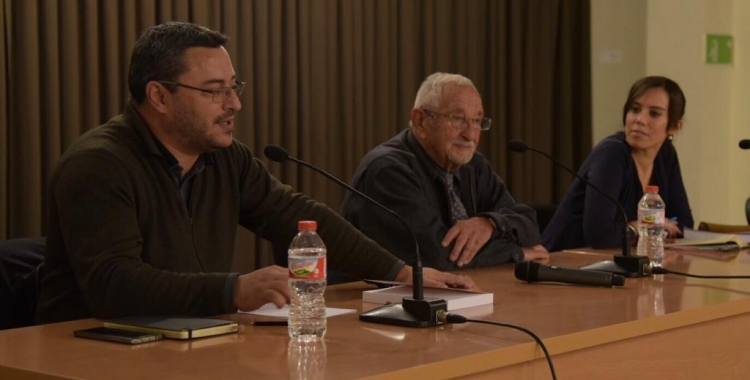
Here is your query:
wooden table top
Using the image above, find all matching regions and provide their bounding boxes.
[2,248,750,380]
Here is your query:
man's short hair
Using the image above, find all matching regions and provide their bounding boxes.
[413,72,477,110]
[127,22,229,104]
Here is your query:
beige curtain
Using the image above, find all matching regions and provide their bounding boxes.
[1,0,590,270]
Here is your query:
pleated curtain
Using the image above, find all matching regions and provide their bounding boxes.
[0,0,590,270]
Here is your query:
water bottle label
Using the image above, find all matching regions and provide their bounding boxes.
[639,209,664,225]
[288,257,326,280]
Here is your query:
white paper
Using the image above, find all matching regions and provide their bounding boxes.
[683,228,750,243]
[239,303,356,318]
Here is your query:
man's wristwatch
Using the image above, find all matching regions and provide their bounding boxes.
[485,217,498,230]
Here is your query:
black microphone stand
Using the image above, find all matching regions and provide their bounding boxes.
[264,145,447,327]
[509,140,649,277]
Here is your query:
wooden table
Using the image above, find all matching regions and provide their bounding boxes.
[2,249,750,379]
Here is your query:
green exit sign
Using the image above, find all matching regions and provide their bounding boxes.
[706,34,733,64]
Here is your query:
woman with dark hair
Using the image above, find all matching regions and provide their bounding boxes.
[542,76,694,252]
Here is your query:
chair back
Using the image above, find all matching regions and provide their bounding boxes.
[0,237,45,330]
[530,203,558,234]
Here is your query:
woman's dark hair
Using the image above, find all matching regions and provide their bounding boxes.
[621,76,686,130]
[128,22,228,104]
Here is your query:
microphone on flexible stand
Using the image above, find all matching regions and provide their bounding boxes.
[507,139,649,277]
[263,145,447,327]
[739,139,750,150]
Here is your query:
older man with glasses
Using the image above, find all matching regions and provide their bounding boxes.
[341,73,549,273]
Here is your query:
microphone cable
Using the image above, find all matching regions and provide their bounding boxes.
[650,266,750,279]
[437,311,557,380]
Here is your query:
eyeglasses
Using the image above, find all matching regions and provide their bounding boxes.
[158,80,246,103]
[422,109,492,131]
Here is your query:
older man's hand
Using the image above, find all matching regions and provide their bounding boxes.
[441,217,495,267]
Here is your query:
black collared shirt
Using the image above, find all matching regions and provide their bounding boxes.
[150,135,208,214]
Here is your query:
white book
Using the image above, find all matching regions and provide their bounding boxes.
[362,285,493,311]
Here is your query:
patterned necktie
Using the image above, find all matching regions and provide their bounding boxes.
[445,173,468,223]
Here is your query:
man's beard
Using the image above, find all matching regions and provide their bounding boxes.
[171,99,231,154]
[448,140,475,165]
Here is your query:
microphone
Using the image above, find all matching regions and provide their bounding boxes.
[508,139,649,277]
[263,145,447,327]
[515,262,625,287]
[739,139,750,150]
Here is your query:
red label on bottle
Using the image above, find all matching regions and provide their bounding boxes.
[288,257,326,280]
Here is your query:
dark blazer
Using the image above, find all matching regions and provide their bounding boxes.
[542,132,694,251]
[341,129,541,271]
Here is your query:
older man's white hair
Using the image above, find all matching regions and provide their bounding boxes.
[409,73,477,128]
[413,72,477,110]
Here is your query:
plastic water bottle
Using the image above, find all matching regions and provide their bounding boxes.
[637,185,665,267]
[288,220,327,342]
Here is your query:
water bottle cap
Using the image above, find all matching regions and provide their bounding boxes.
[646,185,659,193]
[297,220,318,231]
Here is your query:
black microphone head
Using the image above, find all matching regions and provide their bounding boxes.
[264,145,290,163]
[740,139,750,150]
[612,274,625,286]
[514,261,540,282]
[507,139,528,153]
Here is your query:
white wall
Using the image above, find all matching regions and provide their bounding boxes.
[729,0,750,225]
[590,0,646,145]
[592,0,750,226]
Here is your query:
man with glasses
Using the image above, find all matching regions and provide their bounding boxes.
[37,23,474,324]
[342,73,549,272]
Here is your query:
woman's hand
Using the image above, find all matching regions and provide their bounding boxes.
[664,218,682,238]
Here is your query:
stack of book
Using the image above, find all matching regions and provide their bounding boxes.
[362,283,493,311]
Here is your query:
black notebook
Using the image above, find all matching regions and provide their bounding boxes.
[103,316,239,340]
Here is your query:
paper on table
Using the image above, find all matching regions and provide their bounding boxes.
[683,228,750,244]
[670,228,748,249]
[239,303,356,318]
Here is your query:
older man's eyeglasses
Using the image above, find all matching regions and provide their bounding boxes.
[422,109,491,131]
[159,80,246,103]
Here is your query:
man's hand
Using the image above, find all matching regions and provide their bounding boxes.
[233,265,291,312]
[395,265,479,291]
[521,244,550,264]
[441,217,494,267]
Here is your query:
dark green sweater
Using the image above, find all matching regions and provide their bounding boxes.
[37,101,403,324]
